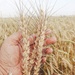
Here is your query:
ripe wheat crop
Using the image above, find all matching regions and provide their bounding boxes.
[0,16,75,75]
[0,1,75,75]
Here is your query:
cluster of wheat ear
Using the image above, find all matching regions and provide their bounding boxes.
[19,10,47,75]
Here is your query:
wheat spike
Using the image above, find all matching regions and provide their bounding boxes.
[33,9,47,75]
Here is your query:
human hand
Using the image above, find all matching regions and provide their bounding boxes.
[0,30,56,75]
[0,31,23,75]
[29,29,57,63]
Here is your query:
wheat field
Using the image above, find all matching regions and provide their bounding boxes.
[0,16,75,75]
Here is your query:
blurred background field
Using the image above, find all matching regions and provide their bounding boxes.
[0,16,75,75]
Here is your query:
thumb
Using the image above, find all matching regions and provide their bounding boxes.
[6,31,23,45]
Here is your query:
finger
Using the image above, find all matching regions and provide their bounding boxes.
[44,36,57,46]
[42,48,53,55]
[29,29,52,45]
[41,56,46,63]
[29,34,36,45]
[30,44,53,54]
[30,43,35,51]
[33,57,46,65]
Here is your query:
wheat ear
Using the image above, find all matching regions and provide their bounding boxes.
[19,18,30,75]
[33,9,47,75]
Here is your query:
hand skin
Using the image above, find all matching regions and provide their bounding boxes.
[0,30,57,75]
